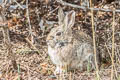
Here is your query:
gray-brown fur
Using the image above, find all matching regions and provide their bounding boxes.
[46,7,100,75]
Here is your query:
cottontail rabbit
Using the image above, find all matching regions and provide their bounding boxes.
[46,7,100,75]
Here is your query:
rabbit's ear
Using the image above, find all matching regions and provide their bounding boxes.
[58,7,64,25]
[64,11,75,30]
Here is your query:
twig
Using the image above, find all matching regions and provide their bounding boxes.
[90,0,100,80]
[25,37,48,62]
[105,43,118,79]
[26,0,34,43]
[25,38,40,53]
[46,6,59,17]
[25,38,46,60]
[111,10,115,80]
[56,0,120,13]
[13,0,25,9]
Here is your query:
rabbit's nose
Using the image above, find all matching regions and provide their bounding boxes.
[60,42,65,46]
[59,42,65,47]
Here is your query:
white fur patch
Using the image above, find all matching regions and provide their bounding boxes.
[48,46,62,65]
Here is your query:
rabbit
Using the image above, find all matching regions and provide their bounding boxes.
[46,7,100,75]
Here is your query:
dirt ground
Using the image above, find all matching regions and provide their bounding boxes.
[0,39,119,80]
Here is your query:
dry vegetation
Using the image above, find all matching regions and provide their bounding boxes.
[0,0,120,80]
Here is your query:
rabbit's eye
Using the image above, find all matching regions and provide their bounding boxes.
[56,32,62,36]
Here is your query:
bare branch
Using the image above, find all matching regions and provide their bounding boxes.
[56,0,120,13]
[13,0,25,9]
[26,0,34,43]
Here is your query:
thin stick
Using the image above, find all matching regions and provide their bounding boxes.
[13,0,25,9]
[26,0,34,43]
[56,0,120,13]
[111,10,115,80]
[90,0,100,80]
[25,38,46,60]
[105,43,118,79]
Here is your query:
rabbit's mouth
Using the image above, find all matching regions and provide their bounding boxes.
[47,40,66,48]
[47,37,73,48]
[55,40,72,48]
